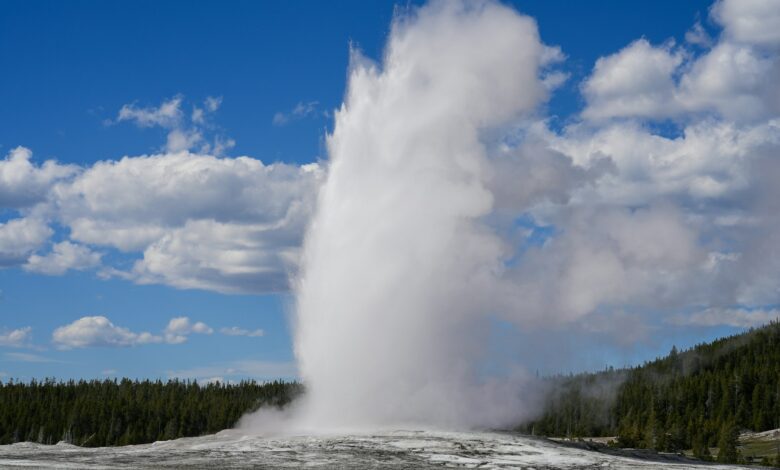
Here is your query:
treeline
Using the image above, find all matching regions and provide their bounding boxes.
[521,321,780,465]
[0,378,301,447]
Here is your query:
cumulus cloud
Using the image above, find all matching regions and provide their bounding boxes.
[581,0,780,122]
[0,146,321,291]
[712,0,780,47]
[220,326,264,337]
[54,153,319,245]
[24,241,101,275]
[0,218,52,267]
[53,152,322,293]
[679,42,780,122]
[546,118,773,206]
[164,316,213,344]
[582,39,684,120]
[52,316,162,349]
[51,316,219,348]
[542,0,780,327]
[130,218,300,294]
[0,147,77,209]
[0,327,32,348]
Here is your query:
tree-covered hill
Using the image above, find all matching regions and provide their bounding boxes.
[521,321,780,465]
[0,379,300,447]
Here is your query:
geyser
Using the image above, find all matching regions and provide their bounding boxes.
[289,0,555,431]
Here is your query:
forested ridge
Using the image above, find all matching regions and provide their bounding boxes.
[0,379,300,447]
[521,321,780,464]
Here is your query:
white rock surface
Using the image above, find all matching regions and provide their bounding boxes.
[0,430,751,469]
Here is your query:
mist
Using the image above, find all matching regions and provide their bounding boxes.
[239,0,560,432]
[240,0,780,433]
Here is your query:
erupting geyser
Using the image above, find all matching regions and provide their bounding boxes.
[279,0,558,431]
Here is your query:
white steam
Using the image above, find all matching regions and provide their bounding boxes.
[241,0,779,433]
[285,0,556,431]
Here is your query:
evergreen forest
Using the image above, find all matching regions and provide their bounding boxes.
[0,379,300,447]
[521,321,780,465]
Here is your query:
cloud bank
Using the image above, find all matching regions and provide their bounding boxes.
[49,315,257,349]
[0,144,322,294]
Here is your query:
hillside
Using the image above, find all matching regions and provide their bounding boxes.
[521,321,780,465]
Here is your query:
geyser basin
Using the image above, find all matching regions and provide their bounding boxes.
[0,430,748,469]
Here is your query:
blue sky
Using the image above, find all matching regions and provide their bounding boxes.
[1,0,778,382]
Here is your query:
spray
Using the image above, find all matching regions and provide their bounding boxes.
[289,0,552,431]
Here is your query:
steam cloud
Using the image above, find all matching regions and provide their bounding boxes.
[287,0,559,431]
[240,0,780,432]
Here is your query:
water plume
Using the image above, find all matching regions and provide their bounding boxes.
[286,0,554,431]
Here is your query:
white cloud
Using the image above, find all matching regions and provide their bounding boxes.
[0,148,321,292]
[678,42,780,122]
[117,95,232,154]
[546,118,771,205]
[0,147,77,209]
[51,316,216,348]
[0,327,32,347]
[0,92,323,293]
[52,316,162,349]
[220,326,264,337]
[165,128,203,153]
[272,101,320,126]
[164,316,213,344]
[56,153,320,244]
[525,0,780,334]
[53,152,322,293]
[712,0,780,47]
[117,96,184,128]
[582,39,684,120]
[670,307,780,328]
[130,218,301,294]
[0,217,52,267]
[23,241,101,275]
[581,1,780,122]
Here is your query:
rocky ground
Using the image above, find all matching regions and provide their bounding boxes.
[0,430,756,469]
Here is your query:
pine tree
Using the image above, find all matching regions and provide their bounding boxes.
[521,321,780,457]
[716,422,739,464]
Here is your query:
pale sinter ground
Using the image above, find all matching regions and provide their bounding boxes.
[0,430,755,469]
